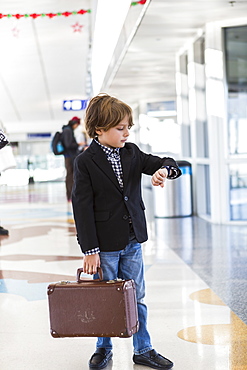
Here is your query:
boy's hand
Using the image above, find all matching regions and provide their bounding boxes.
[83,253,101,275]
[151,168,168,188]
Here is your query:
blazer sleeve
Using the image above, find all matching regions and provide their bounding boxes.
[137,145,182,178]
[72,155,99,253]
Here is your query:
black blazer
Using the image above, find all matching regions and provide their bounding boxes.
[72,140,181,253]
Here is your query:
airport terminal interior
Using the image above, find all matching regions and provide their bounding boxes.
[1,0,247,369]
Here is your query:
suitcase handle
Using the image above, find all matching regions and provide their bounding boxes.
[77,267,103,282]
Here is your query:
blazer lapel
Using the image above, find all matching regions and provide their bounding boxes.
[91,142,122,191]
[121,145,134,188]
[90,141,135,192]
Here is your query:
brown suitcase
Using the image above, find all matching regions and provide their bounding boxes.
[47,268,139,338]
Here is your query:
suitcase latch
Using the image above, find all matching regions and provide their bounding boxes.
[106,278,123,283]
[60,280,70,284]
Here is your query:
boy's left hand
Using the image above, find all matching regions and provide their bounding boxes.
[151,168,168,188]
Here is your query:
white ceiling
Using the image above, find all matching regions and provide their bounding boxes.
[0,0,91,125]
[107,0,247,106]
[1,0,247,128]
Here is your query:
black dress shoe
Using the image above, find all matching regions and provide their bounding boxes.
[0,226,9,236]
[133,349,173,369]
[89,348,113,369]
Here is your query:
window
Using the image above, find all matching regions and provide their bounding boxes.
[225,26,247,156]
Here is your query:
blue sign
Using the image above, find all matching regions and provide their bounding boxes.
[63,100,88,111]
[27,133,51,139]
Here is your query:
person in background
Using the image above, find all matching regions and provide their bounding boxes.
[0,226,8,236]
[72,93,182,369]
[0,128,10,236]
[76,128,89,153]
[62,117,84,202]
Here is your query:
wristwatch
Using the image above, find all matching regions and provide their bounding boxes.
[161,166,171,177]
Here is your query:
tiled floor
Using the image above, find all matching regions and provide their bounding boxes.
[0,182,247,370]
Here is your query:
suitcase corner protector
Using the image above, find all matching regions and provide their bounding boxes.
[47,285,55,295]
[50,329,60,338]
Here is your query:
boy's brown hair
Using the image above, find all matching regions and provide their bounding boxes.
[85,93,134,138]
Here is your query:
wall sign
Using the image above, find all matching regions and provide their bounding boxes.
[63,100,88,111]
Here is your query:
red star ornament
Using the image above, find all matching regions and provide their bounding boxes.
[71,22,83,32]
[12,27,20,37]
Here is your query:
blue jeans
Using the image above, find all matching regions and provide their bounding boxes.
[95,242,152,355]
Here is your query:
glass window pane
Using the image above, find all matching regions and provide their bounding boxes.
[180,53,188,75]
[194,37,205,65]
[228,94,247,155]
[225,26,247,88]
[229,163,247,220]
[225,26,247,156]
[197,164,211,216]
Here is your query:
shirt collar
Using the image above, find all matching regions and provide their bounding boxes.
[94,138,120,157]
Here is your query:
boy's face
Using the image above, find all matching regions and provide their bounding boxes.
[96,116,130,148]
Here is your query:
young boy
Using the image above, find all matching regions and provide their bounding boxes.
[72,94,181,369]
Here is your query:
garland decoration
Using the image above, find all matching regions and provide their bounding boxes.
[131,0,147,5]
[0,9,90,20]
[0,2,146,20]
